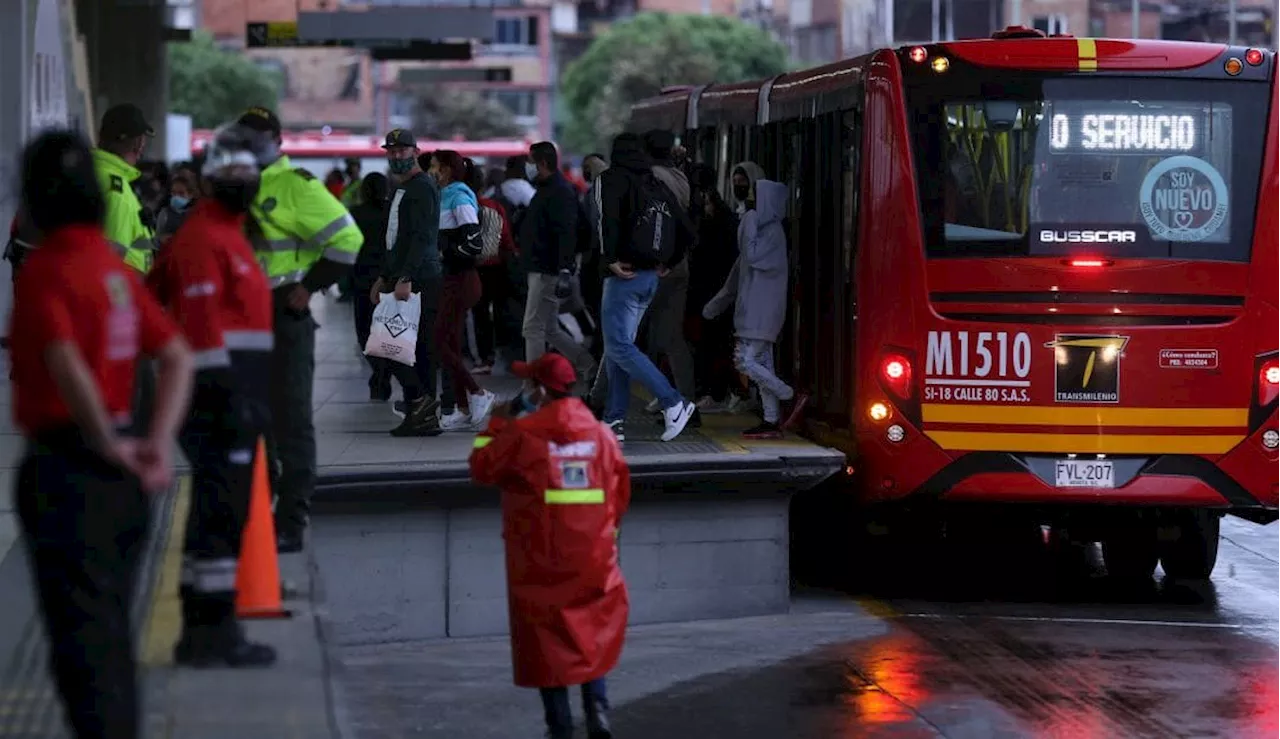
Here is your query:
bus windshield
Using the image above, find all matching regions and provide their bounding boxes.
[907,74,1269,262]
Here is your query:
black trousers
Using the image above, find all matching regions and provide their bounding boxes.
[178,385,263,628]
[472,263,519,363]
[267,298,317,536]
[383,276,450,409]
[354,284,390,392]
[16,429,151,739]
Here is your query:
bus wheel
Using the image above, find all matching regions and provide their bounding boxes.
[1158,510,1221,581]
[1101,523,1159,581]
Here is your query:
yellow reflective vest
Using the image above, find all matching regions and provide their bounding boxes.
[92,149,154,273]
[341,177,364,208]
[250,156,363,288]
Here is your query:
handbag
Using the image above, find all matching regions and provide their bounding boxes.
[364,292,421,366]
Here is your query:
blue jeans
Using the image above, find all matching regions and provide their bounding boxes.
[601,271,682,423]
[540,678,608,735]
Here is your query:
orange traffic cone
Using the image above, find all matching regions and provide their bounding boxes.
[235,436,291,619]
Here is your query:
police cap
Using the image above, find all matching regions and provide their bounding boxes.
[238,106,282,137]
[99,103,155,143]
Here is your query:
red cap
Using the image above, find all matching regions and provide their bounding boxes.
[511,353,577,394]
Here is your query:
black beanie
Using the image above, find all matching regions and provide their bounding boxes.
[20,129,104,233]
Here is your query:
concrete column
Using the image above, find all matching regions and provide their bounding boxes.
[75,0,168,155]
[0,0,33,321]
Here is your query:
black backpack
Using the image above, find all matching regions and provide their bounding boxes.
[630,172,680,263]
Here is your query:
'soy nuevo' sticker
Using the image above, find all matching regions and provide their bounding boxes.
[1138,155,1229,242]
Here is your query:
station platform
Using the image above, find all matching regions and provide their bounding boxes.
[0,292,845,737]
[306,298,845,499]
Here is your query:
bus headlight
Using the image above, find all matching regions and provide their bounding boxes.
[869,402,890,421]
[1263,430,1279,450]
[886,424,906,443]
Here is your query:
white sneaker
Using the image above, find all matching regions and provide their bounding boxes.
[661,401,696,442]
[439,409,472,431]
[645,397,662,413]
[468,390,497,427]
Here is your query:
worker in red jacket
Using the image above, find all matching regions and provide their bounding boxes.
[469,352,630,739]
[10,129,194,739]
[147,122,277,667]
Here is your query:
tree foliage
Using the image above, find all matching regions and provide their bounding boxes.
[560,13,788,153]
[413,90,524,141]
[168,32,281,129]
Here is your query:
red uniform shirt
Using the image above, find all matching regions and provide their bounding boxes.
[147,200,273,370]
[8,224,178,435]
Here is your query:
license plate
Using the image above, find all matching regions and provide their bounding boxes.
[1054,459,1114,488]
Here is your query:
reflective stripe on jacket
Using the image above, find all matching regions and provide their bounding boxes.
[249,156,362,287]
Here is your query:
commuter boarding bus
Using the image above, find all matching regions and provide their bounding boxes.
[629,28,1278,579]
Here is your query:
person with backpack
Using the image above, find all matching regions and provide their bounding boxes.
[592,132,697,444]
[425,150,498,432]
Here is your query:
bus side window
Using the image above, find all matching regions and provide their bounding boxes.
[843,104,862,280]
[697,126,716,167]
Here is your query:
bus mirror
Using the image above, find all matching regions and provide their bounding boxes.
[984,101,1020,130]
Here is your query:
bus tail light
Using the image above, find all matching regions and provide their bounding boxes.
[1065,258,1113,268]
[881,355,913,399]
[909,46,928,63]
[1260,358,1280,407]
[1246,48,1265,66]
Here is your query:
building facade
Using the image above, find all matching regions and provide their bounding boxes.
[199,0,554,139]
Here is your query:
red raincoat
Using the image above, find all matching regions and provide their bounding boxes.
[469,397,630,688]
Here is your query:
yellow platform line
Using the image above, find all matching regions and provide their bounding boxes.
[141,476,190,667]
[922,404,1247,428]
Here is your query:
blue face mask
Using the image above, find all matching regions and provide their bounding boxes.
[170,195,190,210]
[525,162,538,181]
[388,157,414,175]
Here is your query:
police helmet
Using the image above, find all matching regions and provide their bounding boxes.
[202,123,277,180]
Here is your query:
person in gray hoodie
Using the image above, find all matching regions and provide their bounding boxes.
[702,179,807,438]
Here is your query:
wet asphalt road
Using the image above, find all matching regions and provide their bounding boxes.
[613,517,1279,739]
[330,518,1278,739]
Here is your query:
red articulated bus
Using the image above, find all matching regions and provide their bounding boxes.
[628,28,1278,580]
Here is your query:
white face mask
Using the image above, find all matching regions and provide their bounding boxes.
[525,162,538,181]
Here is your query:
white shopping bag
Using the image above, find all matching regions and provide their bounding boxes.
[364,292,420,366]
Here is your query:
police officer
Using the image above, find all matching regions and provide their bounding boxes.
[10,129,194,739]
[94,103,160,437]
[93,103,156,273]
[147,123,278,667]
[236,106,363,552]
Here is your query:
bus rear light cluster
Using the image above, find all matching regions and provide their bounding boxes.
[1260,358,1280,406]
[880,355,913,399]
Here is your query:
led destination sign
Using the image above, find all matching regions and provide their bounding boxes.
[1048,113,1201,154]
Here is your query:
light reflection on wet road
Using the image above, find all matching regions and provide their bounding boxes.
[610,518,1278,738]
[834,517,1280,737]
[332,518,1278,738]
